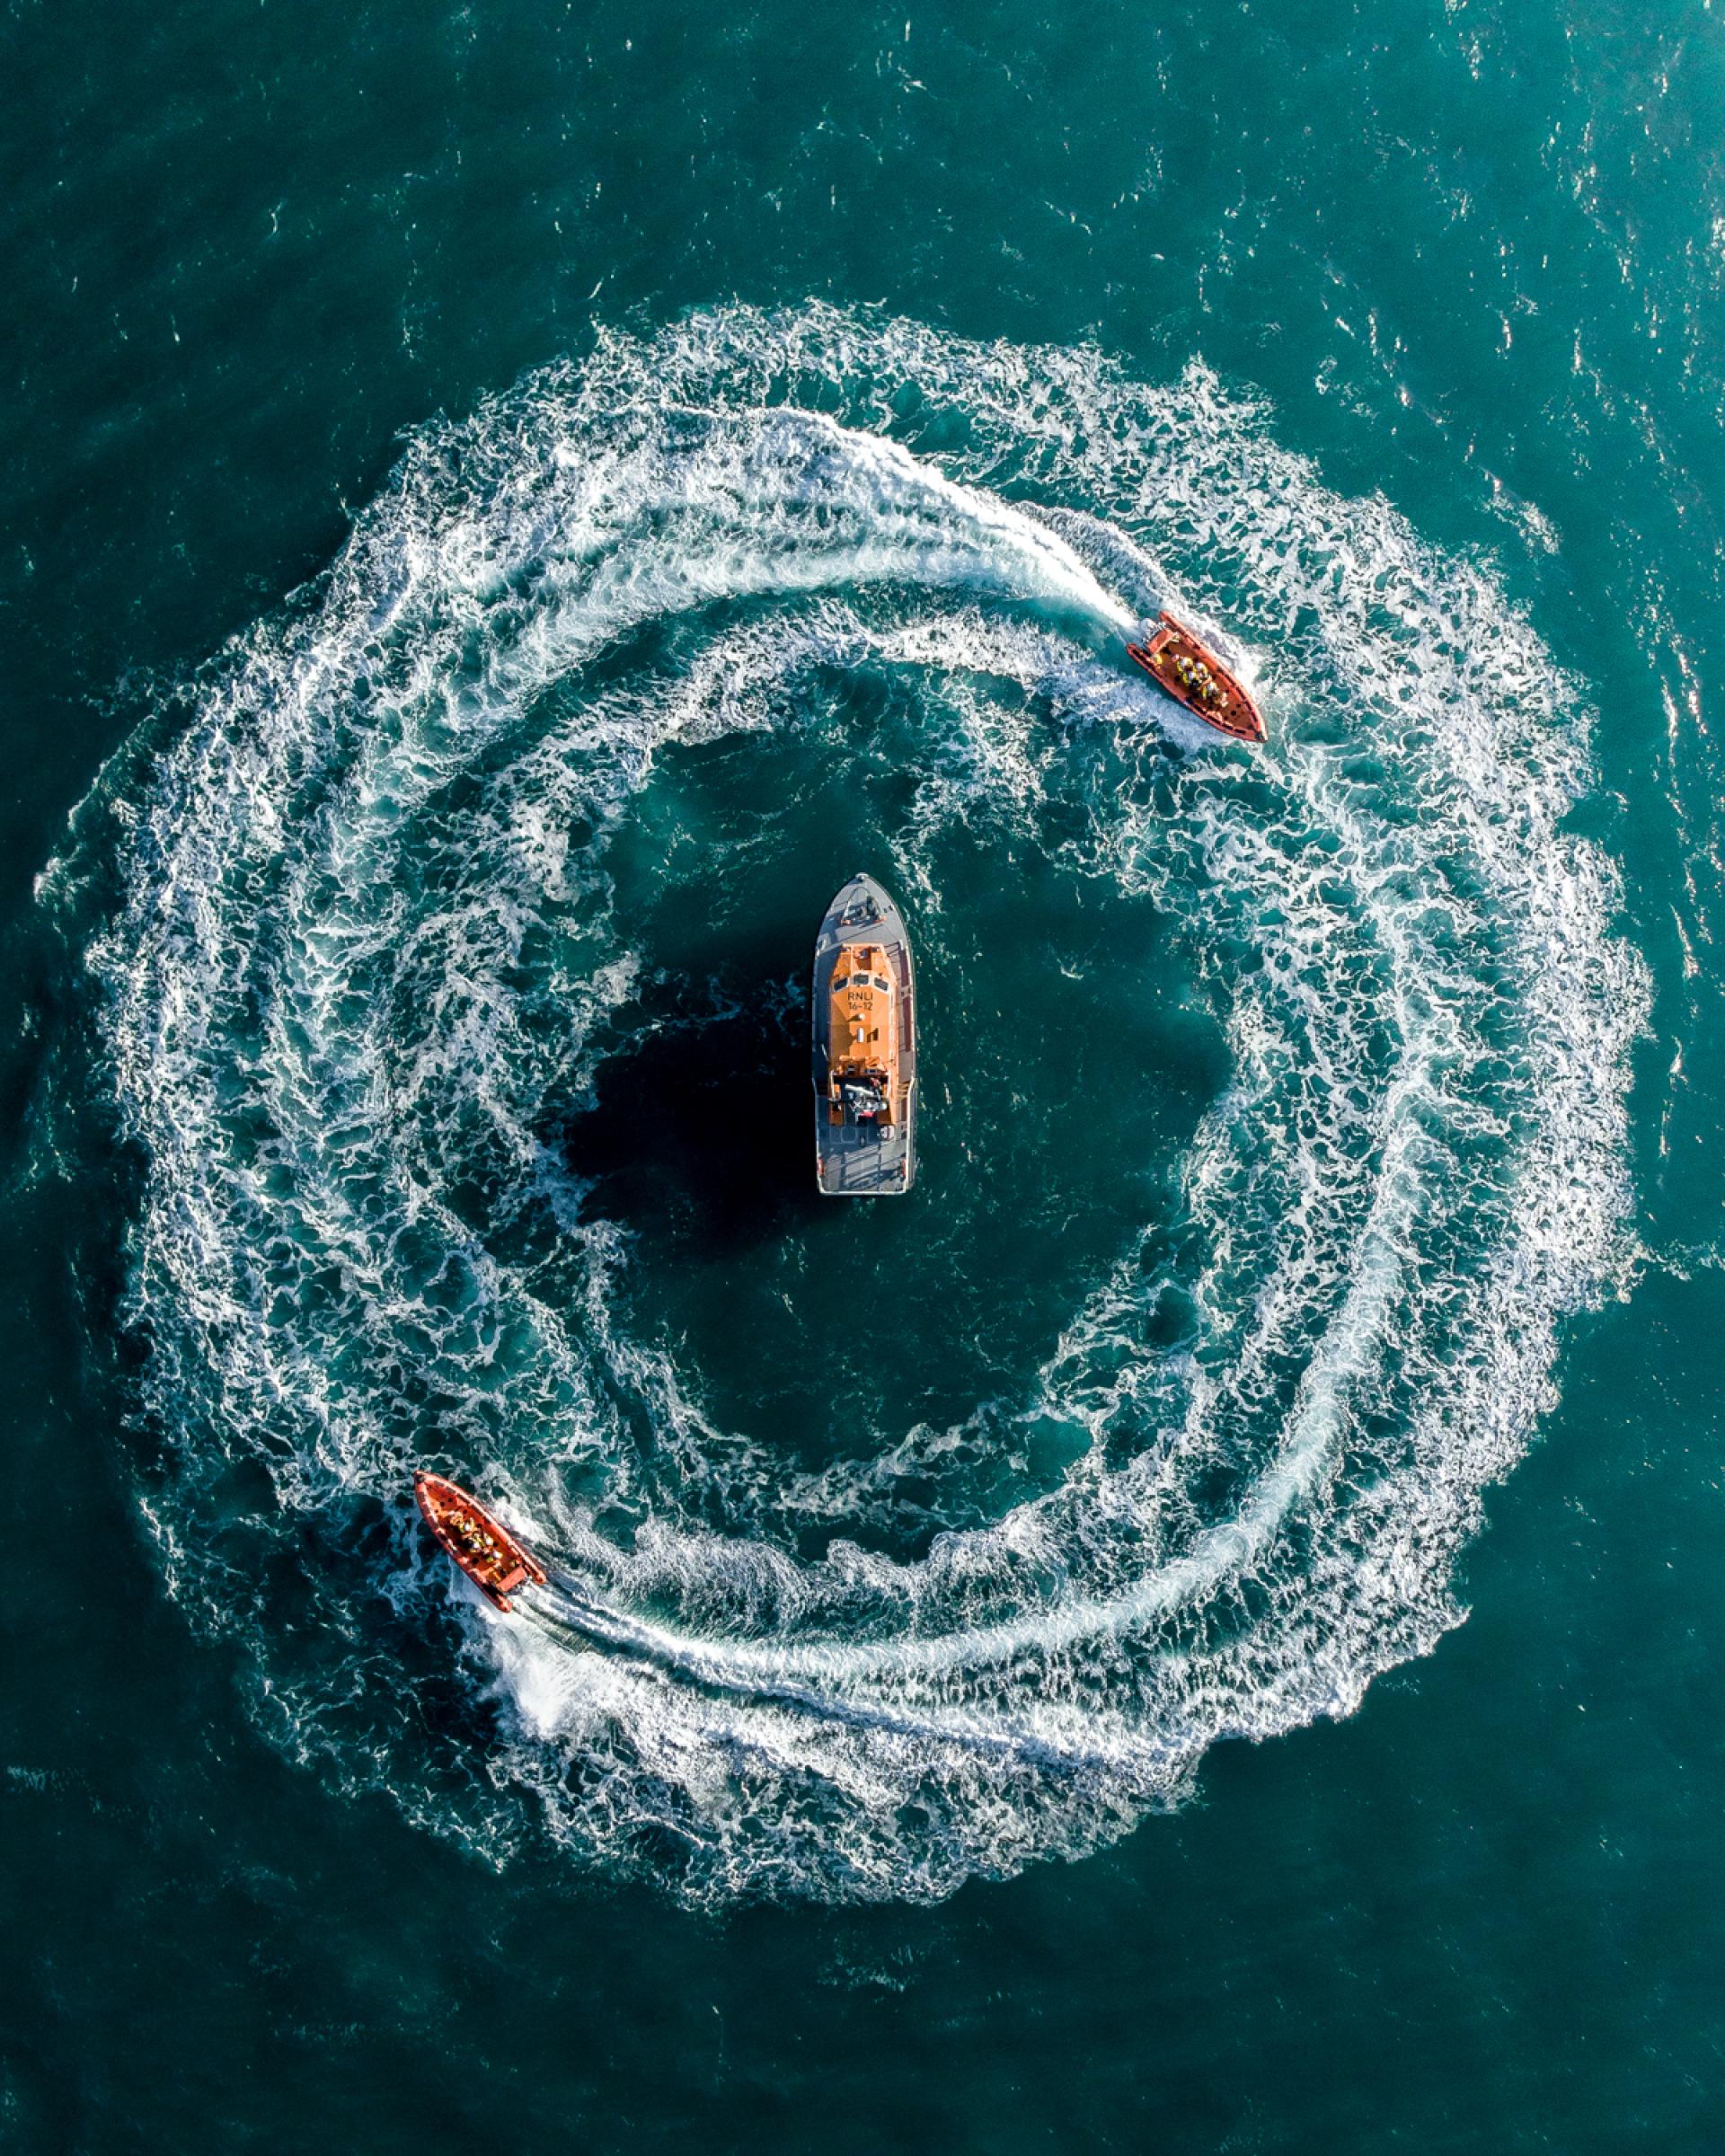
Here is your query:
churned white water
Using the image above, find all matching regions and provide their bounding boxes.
[45,305,1643,1904]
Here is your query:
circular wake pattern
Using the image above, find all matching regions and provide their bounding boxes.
[47,305,1641,1903]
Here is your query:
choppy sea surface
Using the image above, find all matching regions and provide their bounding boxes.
[4,2,1722,2148]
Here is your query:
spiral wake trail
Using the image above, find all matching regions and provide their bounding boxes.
[44,305,1643,1904]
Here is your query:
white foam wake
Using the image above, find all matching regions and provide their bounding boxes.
[44,305,1643,1904]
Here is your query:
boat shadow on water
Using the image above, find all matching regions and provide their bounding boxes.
[561,982,813,1255]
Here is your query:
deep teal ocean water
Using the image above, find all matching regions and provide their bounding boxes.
[4,0,1723,2147]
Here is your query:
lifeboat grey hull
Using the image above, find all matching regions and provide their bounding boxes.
[812,873,918,1197]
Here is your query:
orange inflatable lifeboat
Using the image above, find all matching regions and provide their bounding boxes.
[413,1471,547,1613]
[1126,613,1265,743]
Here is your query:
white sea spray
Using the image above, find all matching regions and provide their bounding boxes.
[44,305,1645,1904]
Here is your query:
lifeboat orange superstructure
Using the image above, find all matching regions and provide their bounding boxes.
[1126,612,1265,743]
[825,940,904,1130]
[812,874,917,1195]
[413,1471,547,1613]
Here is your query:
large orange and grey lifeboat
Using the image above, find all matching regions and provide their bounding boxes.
[1126,612,1265,743]
[413,1471,547,1613]
[812,873,917,1196]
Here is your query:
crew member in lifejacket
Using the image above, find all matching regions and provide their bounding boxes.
[1170,649,1222,710]
[449,1509,499,1564]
